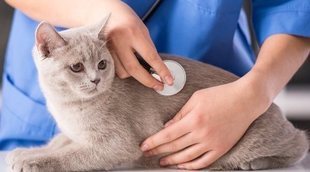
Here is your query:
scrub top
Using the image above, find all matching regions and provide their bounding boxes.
[1,0,309,150]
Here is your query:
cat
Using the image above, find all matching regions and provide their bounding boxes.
[6,16,309,172]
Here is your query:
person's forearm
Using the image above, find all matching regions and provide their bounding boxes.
[5,0,121,27]
[241,34,310,114]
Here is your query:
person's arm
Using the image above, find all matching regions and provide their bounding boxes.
[140,34,310,169]
[5,0,174,90]
[244,34,310,111]
[4,0,119,27]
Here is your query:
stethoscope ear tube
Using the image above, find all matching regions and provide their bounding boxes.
[141,0,162,21]
[135,52,153,73]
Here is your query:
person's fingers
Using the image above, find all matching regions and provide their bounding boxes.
[141,119,190,152]
[144,133,195,156]
[177,151,221,170]
[159,144,207,166]
[164,97,194,127]
[109,49,130,79]
[115,46,163,90]
[133,35,174,85]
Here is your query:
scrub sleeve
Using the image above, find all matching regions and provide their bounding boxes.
[252,0,310,45]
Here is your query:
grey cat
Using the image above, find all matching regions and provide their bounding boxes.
[6,16,309,172]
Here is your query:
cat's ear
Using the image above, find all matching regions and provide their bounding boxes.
[97,13,111,41]
[35,22,67,56]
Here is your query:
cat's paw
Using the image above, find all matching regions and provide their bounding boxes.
[240,158,272,170]
[11,157,60,172]
[6,148,28,165]
[239,161,252,170]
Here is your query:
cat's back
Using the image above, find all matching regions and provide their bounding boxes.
[114,54,240,115]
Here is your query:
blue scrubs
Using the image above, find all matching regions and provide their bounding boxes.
[1,0,310,150]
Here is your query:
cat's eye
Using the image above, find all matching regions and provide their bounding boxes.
[70,63,84,73]
[98,60,107,70]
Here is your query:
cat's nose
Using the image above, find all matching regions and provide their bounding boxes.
[91,79,100,85]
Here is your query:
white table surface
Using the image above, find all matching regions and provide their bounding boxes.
[1,151,309,172]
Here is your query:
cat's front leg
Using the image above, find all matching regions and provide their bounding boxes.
[7,133,71,171]
[12,142,114,172]
[14,139,145,172]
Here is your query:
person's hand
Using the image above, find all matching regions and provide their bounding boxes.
[6,0,172,90]
[104,1,173,90]
[140,79,271,170]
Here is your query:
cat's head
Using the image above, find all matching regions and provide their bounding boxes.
[33,16,115,99]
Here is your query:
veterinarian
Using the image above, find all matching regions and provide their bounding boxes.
[1,0,310,169]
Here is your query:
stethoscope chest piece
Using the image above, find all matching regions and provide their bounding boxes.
[151,60,186,96]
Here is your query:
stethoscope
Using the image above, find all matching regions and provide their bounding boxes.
[136,0,187,96]
[136,54,186,96]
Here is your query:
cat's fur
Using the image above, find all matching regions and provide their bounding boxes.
[6,17,309,172]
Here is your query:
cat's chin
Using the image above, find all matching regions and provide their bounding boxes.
[78,88,106,99]
[87,88,98,94]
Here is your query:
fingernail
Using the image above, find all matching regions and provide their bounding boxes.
[164,120,173,127]
[160,160,168,166]
[141,143,149,151]
[153,85,163,91]
[144,150,156,157]
[164,75,174,85]
[177,165,185,169]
